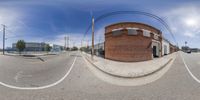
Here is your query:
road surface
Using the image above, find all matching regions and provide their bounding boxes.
[0,51,200,100]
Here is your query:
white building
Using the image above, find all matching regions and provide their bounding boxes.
[162,38,170,55]
[12,42,47,51]
[50,44,64,52]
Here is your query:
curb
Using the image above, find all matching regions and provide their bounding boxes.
[3,53,59,57]
[81,52,173,78]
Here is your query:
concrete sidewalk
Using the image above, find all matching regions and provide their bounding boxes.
[4,53,49,57]
[3,52,61,57]
[82,52,176,78]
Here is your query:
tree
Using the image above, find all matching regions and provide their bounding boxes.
[44,44,52,52]
[80,47,86,51]
[80,47,89,52]
[71,46,78,51]
[66,47,70,51]
[16,40,26,54]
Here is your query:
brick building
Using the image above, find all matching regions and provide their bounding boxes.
[170,43,178,53]
[105,22,162,62]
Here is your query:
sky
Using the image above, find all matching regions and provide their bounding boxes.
[0,0,200,48]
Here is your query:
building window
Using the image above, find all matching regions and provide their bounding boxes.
[112,30,122,36]
[127,27,138,35]
[143,29,150,37]
[112,28,123,36]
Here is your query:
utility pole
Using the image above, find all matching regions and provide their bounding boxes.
[87,39,89,48]
[2,24,6,55]
[91,16,95,59]
[73,42,75,47]
[67,36,69,50]
[81,40,83,52]
[81,40,82,48]
[64,36,66,50]
[98,37,101,50]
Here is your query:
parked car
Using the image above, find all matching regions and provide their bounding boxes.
[187,50,191,53]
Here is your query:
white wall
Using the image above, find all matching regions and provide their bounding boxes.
[162,39,170,55]
[152,40,161,58]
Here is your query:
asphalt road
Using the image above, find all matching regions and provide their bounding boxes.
[0,51,75,87]
[0,51,200,100]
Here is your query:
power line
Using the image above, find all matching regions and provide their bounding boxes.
[81,10,178,47]
[67,36,69,49]
[91,16,95,59]
[64,36,66,50]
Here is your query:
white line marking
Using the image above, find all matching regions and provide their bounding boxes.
[0,54,77,90]
[14,71,23,83]
[179,52,200,83]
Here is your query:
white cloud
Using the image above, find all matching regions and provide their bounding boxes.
[0,8,25,48]
[95,28,105,42]
[161,5,200,38]
[0,8,24,31]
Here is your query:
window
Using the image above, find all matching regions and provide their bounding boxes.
[112,30,122,36]
[112,28,123,36]
[127,27,138,35]
[143,29,151,37]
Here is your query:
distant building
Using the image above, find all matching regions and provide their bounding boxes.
[89,42,104,51]
[50,44,64,52]
[6,47,13,51]
[182,46,200,53]
[190,48,199,52]
[12,42,48,51]
[88,42,105,56]
[181,46,190,52]
[170,43,178,53]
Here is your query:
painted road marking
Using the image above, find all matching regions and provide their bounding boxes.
[14,71,32,83]
[0,54,77,90]
[180,52,200,83]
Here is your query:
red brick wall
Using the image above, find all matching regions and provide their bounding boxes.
[105,22,161,34]
[170,44,177,53]
[105,22,161,62]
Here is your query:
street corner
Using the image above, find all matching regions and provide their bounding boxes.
[82,52,177,86]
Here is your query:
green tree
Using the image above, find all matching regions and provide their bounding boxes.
[66,47,70,51]
[80,47,88,52]
[44,44,52,52]
[16,40,26,54]
[71,46,78,51]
